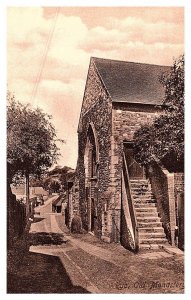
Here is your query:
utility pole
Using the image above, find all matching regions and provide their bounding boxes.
[25,173,30,216]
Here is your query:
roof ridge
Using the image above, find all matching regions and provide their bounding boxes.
[91,56,170,68]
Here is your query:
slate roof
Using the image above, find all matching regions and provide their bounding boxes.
[92,57,170,105]
[52,194,64,206]
[52,198,63,207]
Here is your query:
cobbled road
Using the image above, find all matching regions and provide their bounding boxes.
[8,196,184,293]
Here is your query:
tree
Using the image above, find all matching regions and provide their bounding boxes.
[49,180,61,193]
[47,165,74,190]
[7,92,64,213]
[42,165,75,193]
[133,55,184,172]
[42,176,61,193]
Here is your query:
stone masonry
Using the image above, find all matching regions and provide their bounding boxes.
[77,58,113,239]
[73,57,181,248]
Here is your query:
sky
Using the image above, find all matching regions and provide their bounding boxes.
[7,7,184,169]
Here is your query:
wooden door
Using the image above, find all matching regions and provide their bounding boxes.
[123,144,145,179]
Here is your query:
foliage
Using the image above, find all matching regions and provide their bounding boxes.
[42,177,52,191]
[44,165,75,192]
[160,55,184,114]
[30,176,44,187]
[7,92,64,180]
[71,215,82,233]
[59,166,75,190]
[49,179,61,193]
[133,55,184,172]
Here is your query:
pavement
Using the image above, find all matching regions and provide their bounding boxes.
[7,196,184,294]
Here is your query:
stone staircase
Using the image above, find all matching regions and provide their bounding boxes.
[130,179,168,250]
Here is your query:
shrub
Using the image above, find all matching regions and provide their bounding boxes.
[133,55,184,173]
[71,215,82,233]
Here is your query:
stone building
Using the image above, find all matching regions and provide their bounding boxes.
[71,57,184,251]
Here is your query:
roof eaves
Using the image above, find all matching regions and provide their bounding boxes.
[112,100,163,106]
[92,57,113,101]
[77,58,93,133]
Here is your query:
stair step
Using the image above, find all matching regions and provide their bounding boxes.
[132,193,153,197]
[131,187,150,190]
[139,232,166,238]
[135,207,157,212]
[134,200,156,204]
[131,182,149,188]
[129,179,168,249]
[138,227,164,233]
[133,197,154,201]
[131,191,152,195]
[136,212,159,217]
[133,196,155,200]
[138,222,162,228]
[130,180,148,183]
[139,244,163,250]
[137,216,160,222]
[132,193,153,196]
[134,203,157,208]
[139,238,168,244]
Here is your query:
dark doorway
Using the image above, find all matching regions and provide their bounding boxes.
[123,143,145,179]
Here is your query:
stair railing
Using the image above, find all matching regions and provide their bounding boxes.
[122,151,139,252]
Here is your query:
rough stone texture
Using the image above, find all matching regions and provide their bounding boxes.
[149,169,184,250]
[174,173,184,193]
[77,59,113,239]
[148,162,176,245]
[66,170,80,229]
[109,103,161,241]
[112,102,160,141]
[120,170,136,251]
[75,58,182,248]
[79,58,109,119]
[71,175,80,216]
[76,61,163,244]
[174,173,184,250]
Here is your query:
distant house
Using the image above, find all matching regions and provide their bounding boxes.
[30,186,48,196]
[52,194,65,213]
[69,57,184,251]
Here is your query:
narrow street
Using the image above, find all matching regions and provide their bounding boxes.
[7,197,184,294]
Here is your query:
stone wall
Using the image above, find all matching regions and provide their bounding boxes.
[148,162,176,245]
[120,173,136,251]
[79,58,110,122]
[7,183,26,249]
[110,102,161,241]
[67,175,80,228]
[77,61,163,244]
[7,163,27,249]
[174,173,184,250]
[174,173,184,193]
[77,59,113,238]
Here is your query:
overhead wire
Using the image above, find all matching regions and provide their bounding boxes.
[31,7,60,106]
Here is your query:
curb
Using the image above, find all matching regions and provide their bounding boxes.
[160,245,184,256]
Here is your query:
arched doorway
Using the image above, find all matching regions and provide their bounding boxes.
[84,124,99,233]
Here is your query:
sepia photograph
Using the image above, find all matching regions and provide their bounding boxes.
[5,3,185,295]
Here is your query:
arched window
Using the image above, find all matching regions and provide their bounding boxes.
[84,123,99,180]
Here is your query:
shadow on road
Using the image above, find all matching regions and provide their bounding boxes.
[29,232,67,246]
[32,217,45,223]
[7,251,90,293]
[7,226,90,293]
